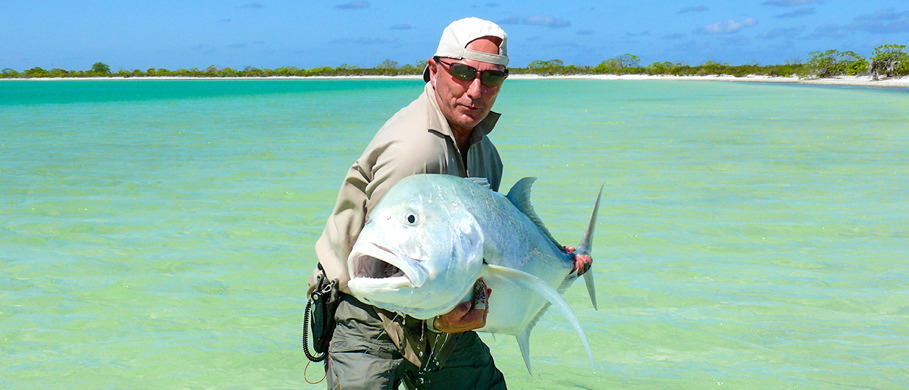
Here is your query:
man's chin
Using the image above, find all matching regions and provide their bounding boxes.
[454,112,486,129]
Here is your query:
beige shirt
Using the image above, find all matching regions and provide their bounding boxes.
[313,82,503,292]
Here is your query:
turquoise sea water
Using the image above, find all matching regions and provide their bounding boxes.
[1,79,907,389]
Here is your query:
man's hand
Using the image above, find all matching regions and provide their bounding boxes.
[564,246,593,276]
[433,280,491,333]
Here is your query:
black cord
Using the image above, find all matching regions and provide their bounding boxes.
[302,298,328,362]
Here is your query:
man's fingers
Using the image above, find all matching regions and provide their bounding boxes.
[460,306,488,328]
[572,254,593,275]
[434,280,493,333]
[452,301,472,316]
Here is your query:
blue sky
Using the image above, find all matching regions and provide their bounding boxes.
[2,0,907,71]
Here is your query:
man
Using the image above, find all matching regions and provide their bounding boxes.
[311,17,589,389]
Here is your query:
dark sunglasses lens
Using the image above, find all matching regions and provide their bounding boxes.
[446,62,507,86]
[449,64,478,82]
[481,71,507,86]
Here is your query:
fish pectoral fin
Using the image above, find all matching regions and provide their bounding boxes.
[482,265,595,370]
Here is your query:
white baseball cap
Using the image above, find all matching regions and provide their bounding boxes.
[423,17,509,82]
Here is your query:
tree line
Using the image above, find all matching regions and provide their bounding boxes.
[2,44,906,80]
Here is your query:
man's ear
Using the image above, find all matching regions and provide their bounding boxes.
[428,58,438,87]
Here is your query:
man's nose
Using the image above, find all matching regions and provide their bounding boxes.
[466,76,484,99]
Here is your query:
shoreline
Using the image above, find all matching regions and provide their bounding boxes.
[5,74,908,88]
[514,74,909,88]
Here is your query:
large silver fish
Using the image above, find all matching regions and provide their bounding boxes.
[347,174,601,371]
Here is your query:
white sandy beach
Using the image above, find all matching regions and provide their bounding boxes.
[10,74,909,88]
[508,74,909,88]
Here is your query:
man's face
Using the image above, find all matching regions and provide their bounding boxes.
[429,37,505,137]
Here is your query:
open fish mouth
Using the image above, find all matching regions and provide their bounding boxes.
[348,244,427,288]
[351,254,405,279]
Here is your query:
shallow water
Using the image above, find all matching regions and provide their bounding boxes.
[1,79,907,389]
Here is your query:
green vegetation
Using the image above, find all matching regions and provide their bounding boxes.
[0,61,433,79]
[2,44,907,80]
[91,62,111,74]
[870,44,909,80]
[593,53,641,74]
[801,50,868,79]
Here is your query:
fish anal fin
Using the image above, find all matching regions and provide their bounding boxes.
[517,328,533,375]
[482,264,594,371]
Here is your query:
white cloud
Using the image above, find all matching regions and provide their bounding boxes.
[677,6,708,14]
[332,37,397,44]
[804,9,909,38]
[775,8,815,18]
[763,0,823,7]
[696,18,758,34]
[499,15,571,28]
[336,1,369,10]
[758,26,805,39]
[806,24,849,39]
[227,40,265,49]
[850,9,909,34]
[855,8,908,22]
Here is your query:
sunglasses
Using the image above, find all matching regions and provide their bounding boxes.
[434,57,509,87]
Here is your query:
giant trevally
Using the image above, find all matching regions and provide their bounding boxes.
[347,174,601,372]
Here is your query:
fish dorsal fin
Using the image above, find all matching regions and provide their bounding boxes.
[506,177,561,248]
[465,177,491,189]
[482,264,595,371]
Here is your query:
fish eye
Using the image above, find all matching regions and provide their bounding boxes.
[404,213,417,225]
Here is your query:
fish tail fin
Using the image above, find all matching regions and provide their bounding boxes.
[583,271,598,311]
[575,184,603,256]
[576,184,603,310]
[483,265,595,371]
